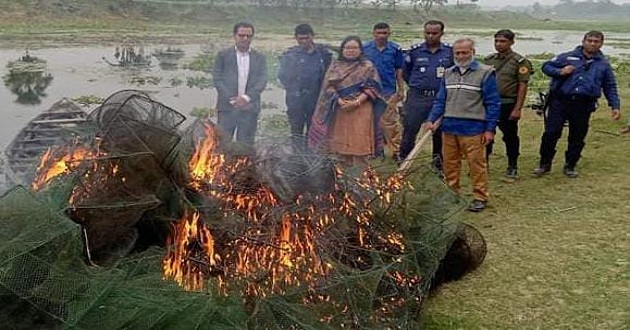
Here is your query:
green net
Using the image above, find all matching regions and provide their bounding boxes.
[0,90,476,329]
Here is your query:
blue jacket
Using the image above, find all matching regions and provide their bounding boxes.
[428,61,501,136]
[542,46,620,109]
[403,42,453,91]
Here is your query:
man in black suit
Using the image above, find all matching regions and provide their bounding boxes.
[212,21,268,145]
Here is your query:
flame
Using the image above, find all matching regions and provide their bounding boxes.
[163,210,218,292]
[163,121,410,297]
[188,122,224,186]
[31,146,93,190]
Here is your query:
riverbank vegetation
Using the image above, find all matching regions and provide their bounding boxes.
[2,0,630,49]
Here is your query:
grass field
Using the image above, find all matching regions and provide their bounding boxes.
[1,4,630,328]
[420,82,630,329]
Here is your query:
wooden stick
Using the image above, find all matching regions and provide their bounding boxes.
[397,118,442,173]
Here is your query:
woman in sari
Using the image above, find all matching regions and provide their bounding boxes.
[308,36,386,168]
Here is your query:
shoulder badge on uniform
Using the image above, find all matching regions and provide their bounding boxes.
[518,66,529,74]
[410,43,422,50]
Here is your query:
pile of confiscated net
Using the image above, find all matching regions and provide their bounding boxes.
[0,90,485,329]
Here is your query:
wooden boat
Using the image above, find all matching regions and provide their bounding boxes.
[3,98,90,184]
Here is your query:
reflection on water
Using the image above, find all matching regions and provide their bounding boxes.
[153,47,185,70]
[3,53,54,105]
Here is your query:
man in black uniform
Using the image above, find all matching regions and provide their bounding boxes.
[484,29,533,181]
[278,24,332,149]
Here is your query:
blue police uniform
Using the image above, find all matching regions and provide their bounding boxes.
[400,42,453,163]
[278,44,332,146]
[538,46,620,170]
[363,40,404,159]
[362,40,404,97]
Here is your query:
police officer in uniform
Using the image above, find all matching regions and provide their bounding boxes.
[363,22,405,161]
[484,29,533,181]
[401,20,453,172]
[533,30,621,178]
[278,24,333,149]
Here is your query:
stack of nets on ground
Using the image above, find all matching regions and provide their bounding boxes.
[0,90,484,329]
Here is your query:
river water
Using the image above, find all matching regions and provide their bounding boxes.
[1,29,629,152]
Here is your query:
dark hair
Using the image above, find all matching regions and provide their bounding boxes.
[294,23,314,36]
[584,30,604,41]
[424,20,445,32]
[373,22,390,31]
[494,29,515,41]
[339,35,363,61]
[233,21,255,35]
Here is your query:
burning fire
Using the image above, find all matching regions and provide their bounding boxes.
[31,145,94,190]
[162,210,218,292]
[162,121,409,297]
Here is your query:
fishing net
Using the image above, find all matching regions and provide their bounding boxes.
[0,90,485,329]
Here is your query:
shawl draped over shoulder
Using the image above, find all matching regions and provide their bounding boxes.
[307,59,387,155]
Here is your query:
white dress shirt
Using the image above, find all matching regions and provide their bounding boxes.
[235,47,250,101]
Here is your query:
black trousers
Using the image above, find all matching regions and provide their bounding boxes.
[286,91,319,148]
[399,90,442,163]
[539,97,595,168]
[486,102,520,169]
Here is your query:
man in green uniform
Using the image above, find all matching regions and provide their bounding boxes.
[484,29,533,181]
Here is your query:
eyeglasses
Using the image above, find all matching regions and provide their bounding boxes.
[343,46,360,50]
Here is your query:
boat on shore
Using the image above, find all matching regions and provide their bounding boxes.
[3,98,91,185]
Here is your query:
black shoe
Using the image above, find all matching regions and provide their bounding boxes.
[505,167,518,180]
[468,199,487,212]
[532,164,551,177]
[563,165,578,178]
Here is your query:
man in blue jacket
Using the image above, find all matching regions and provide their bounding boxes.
[533,30,621,178]
[424,38,501,212]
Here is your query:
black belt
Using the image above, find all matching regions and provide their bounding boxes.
[562,94,596,103]
[410,88,436,96]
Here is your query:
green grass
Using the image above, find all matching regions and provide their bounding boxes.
[419,79,630,329]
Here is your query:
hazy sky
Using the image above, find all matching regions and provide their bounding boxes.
[480,0,630,8]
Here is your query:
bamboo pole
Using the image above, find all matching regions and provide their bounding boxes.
[397,117,442,173]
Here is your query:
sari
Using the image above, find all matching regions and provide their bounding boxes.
[307,59,386,162]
